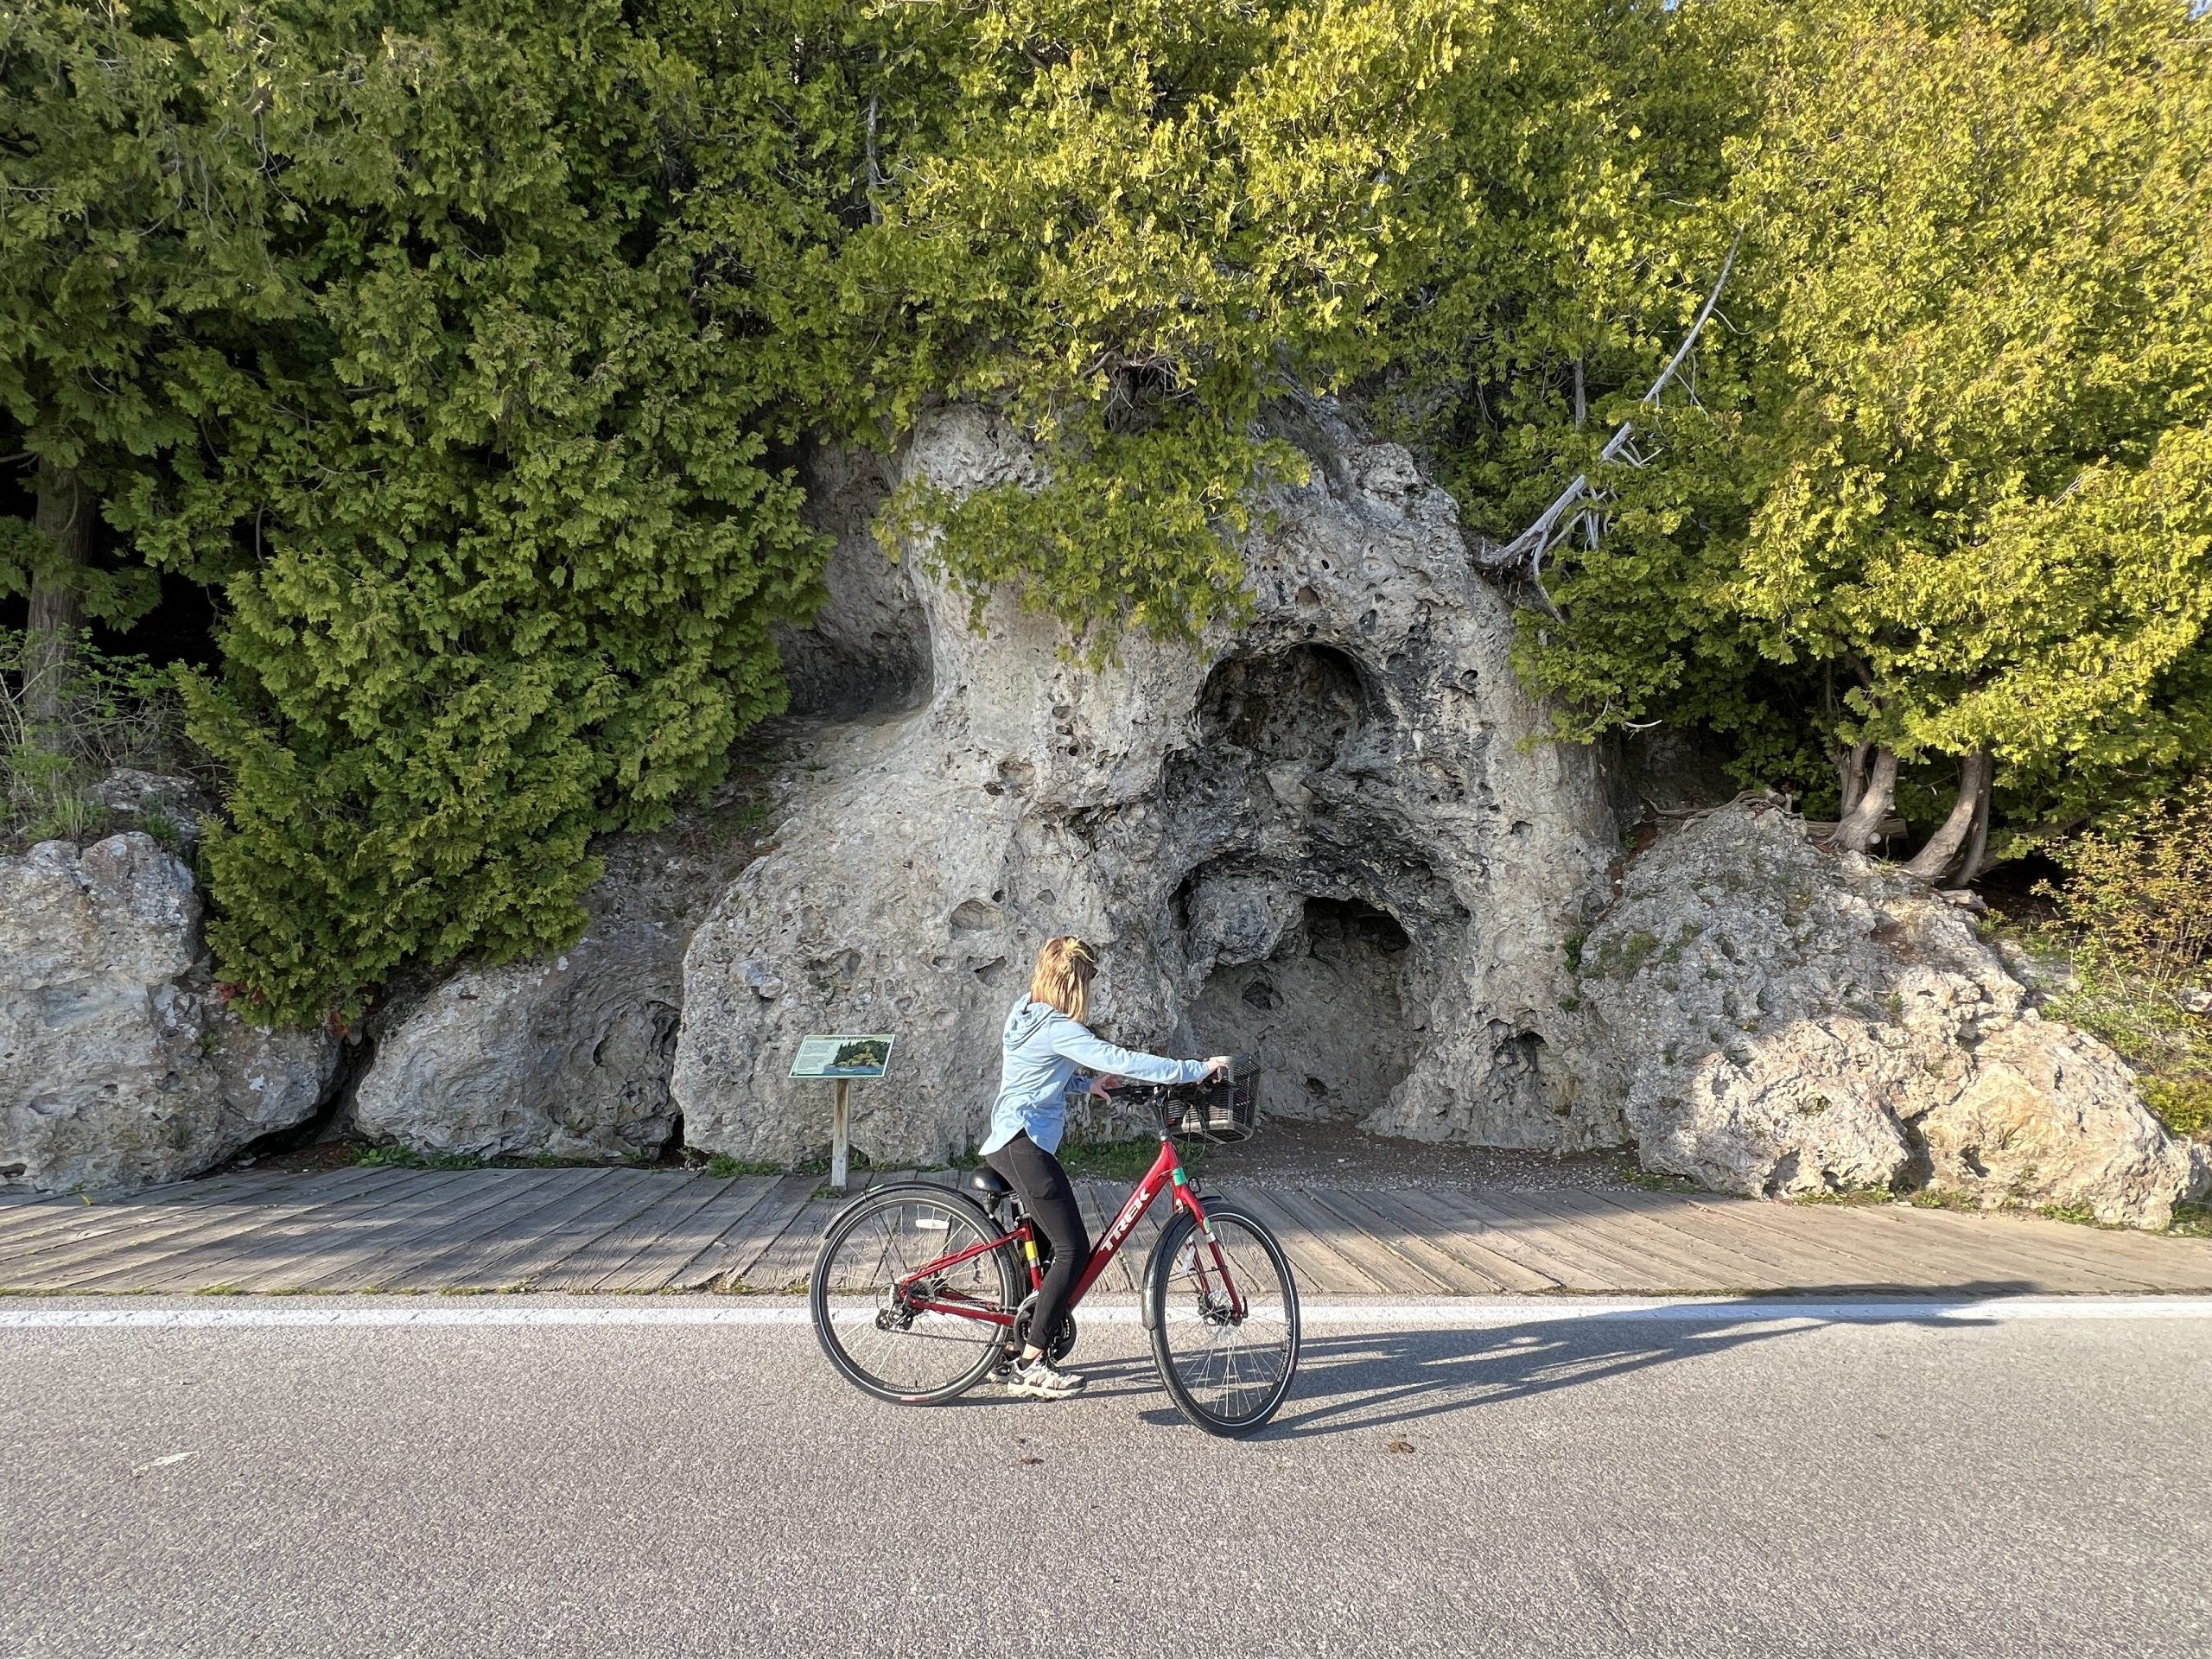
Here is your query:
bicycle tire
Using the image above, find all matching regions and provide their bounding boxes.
[1144,1202,1300,1436]
[810,1186,1019,1405]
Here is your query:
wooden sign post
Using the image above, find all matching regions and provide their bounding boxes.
[789,1034,896,1193]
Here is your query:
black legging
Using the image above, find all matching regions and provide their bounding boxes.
[985,1132,1089,1353]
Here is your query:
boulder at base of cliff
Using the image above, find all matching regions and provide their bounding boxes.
[1916,1024,2205,1228]
[0,833,340,1193]
[1578,801,2206,1229]
[347,805,762,1161]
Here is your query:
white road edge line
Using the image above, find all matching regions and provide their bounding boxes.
[2,1298,2209,1330]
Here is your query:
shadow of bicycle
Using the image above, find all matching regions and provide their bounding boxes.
[1122,1283,2033,1440]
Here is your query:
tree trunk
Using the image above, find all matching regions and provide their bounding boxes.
[1836,738,1872,823]
[1834,747,1898,853]
[25,458,90,751]
[1958,758,1996,883]
[1904,750,1994,884]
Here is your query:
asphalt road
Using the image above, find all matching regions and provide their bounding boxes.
[3,1299,2209,1659]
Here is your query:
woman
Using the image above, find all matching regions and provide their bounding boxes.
[982,935,1230,1401]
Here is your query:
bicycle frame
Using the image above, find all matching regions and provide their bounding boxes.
[893,1133,1248,1328]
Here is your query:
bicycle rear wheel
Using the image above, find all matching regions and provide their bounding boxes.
[1145,1202,1300,1436]
[810,1188,1017,1405]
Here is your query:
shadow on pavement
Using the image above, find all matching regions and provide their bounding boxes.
[1126,1283,2034,1440]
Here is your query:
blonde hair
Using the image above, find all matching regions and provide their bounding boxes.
[1029,936,1097,1023]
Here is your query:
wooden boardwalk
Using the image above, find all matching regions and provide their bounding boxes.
[2,1166,2209,1297]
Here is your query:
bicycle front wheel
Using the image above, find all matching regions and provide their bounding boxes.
[810,1188,1017,1405]
[1146,1202,1300,1436]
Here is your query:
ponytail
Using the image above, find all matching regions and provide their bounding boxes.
[1029,936,1097,1024]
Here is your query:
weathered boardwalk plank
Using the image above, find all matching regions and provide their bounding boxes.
[1375,1187,1570,1294]
[92,1168,436,1294]
[1267,1187,1450,1294]
[4,1163,2209,1296]
[1497,1187,1796,1293]
[1417,1191,1626,1294]
[0,1171,296,1263]
[1303,1186,1519,1294]
[1812,1202,2158,1294]
[0,1176,260,1253]
[742,1191,845,1291]
[1588,1190,1898,1289]
[1757,1201,2092,1293]
[588,1177,782,1293]
[674,1174,817,1289]
[534,1174,737,1293]
[1653,1193,1965,1290]
[385,1168,648,1292]
[1219,1188,1389,1294]
[3,1168,397,1289]
[284,1170,567,1292]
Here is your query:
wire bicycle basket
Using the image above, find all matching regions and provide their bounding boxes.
[1157,1059,1259,1144]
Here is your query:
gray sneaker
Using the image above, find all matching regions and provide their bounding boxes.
[1005,1357,1086,1400]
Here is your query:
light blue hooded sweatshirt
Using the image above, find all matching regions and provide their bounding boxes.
[980,999,1211,1157]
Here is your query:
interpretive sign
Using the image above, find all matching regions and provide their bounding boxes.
[790,1034,896,1191]
[789,1034,895,1079]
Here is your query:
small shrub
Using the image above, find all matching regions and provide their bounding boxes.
[1,628,189,849]
[2142,1077,2212,1141]
[1595,929,1662,978]
[2043,781,2212,995]
[1909,1187,1982,1212]
[2037,1202,2101,1227]
[702,1152,784,1179]
[2037,785,2212,1136]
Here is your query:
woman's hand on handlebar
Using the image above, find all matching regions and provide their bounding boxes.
[1087,1073,1122,1101]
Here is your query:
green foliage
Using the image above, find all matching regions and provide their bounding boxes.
[6,2,854,1021]
[884,417,1301,659]
[2143,1078,2212,1142]
[355,1143,487,1171]
[0,0,296,626]
[847,0,1472,654]
[2044,780,2212,992]
[7,0,2209,1021]
[1504,0,2212,836]
[2032,781,2212,1141]
[0,626,182,843]
[701,1152,783,1179]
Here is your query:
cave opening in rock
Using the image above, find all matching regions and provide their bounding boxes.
[1197,644,1364,771]
[1178,894,1415,1125]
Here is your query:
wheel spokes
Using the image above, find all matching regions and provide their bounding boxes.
[1156,1216,1295,1421]
[817,1194,1014,1397]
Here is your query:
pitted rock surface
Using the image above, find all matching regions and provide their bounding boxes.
[349,812,761,1161]
[1577,803,2206,1227]
[673,400,1622,1165]
[0,833,338,1192]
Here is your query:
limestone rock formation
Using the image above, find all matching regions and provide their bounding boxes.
[349,809,760,1161]
[1916,1024,2206,1226]
[674,400,1623,1166]
[85,768,213,844]
[0,833,339,1192]
[1576,801,2207,1228]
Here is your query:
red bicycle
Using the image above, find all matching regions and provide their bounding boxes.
[807,1071,1300,1436]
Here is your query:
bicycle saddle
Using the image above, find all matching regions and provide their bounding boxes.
[965,1168,1012,1198]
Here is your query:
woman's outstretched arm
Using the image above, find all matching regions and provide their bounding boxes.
[1048,1020,1217,1085]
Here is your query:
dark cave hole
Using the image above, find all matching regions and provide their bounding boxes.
[1197,644,1365,771]
[1180,893,1415,1126]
